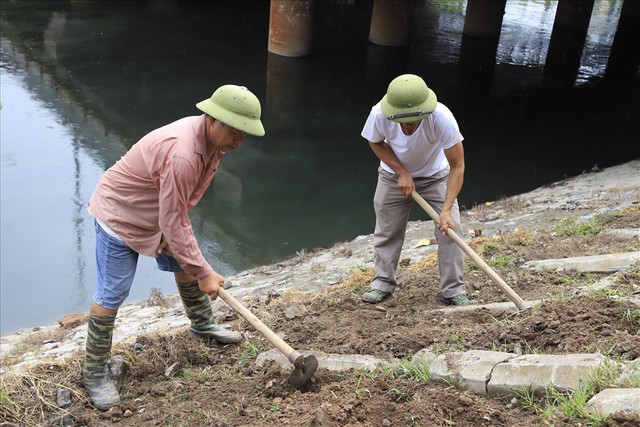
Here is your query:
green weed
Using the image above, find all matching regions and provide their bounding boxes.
[488,254,514,268]
[382,359,431,381]
[589,288,621,298]
[182,366,214,382]
[269,403,282,414]
[514,358,622,425]
[622,307,640,326]
[238,340,268,364]
[555,217,602,236]
[481,241,498,254]
[384,387,412,402]
[554,277,575,286]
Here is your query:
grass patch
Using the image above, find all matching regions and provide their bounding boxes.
[381,358,431,382]
[0,358,87,426]
[555,217,602,237]
[487,254,514,268]
[514,358,624,426]
[621,306,640,326]
[554,277,576,286]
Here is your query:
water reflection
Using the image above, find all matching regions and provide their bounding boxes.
[1,0,638,335]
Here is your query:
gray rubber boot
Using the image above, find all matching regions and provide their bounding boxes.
[83,311,121,410]
[176,280,242,344]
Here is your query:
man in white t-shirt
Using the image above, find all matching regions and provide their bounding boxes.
[361,74,476,306]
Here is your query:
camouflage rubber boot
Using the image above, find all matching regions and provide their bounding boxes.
[83,311,121,410]
[176,280,242,344]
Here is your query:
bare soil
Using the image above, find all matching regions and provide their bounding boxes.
[2,206,639,427]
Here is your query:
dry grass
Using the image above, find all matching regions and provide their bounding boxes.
[409,252,438,272]
[0,357,87,425]
[467,201,492,221]
[144,287,168,308]
[497,195,529,213]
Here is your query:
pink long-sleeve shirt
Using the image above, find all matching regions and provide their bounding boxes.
[88,115,222,279]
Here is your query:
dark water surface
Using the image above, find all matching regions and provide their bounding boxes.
[1,0,638,335]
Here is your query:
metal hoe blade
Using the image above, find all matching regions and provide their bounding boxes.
[288,354,318,390]
[217,287,319,389]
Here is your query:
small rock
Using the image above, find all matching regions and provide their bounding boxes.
[284,304,309,319]
[314,408,329,426]
[56,387,72,408]
[58,312,89,329]
[109,355,127,380]
[124,409,133,417]
[335,247,352,257]
[513,343,522,356]
[382,419,392,426]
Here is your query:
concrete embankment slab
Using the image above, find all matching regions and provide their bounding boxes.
[256,346,638,420]
[429,350,516,395]
[487,353,607,398]
[256,348,386,372]
[586,388,640,416]
[522,252,640,273]
[429,300,542,316]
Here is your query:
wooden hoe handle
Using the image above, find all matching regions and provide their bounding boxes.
[217,287,302,364]
[411,191,528,310]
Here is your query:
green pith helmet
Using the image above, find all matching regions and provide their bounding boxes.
[196,85,265,136]
[380,74,437,123]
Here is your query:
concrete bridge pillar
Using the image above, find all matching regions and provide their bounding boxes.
[462,0,506,38]
[543,0,595,87]
[457,0,507,103]
[265,52,311,125]
[268,0,316,58]
[605,0,640,83]
[369,0,417,47]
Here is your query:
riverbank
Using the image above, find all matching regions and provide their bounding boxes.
[1,159,639,369]
[1,159,639,426]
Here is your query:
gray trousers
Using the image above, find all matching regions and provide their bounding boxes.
[370,168,466,298]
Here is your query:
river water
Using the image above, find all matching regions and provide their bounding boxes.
[1,0,638,335]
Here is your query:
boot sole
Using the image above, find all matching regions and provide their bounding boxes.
[189,329,242,344]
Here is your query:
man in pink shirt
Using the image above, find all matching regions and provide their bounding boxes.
[83,84,265,410]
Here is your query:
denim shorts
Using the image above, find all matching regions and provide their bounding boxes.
[93,220,184,309]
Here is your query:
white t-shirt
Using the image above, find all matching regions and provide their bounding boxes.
[361,101,463,178]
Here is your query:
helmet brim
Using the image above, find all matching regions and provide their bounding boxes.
[380,87,437,123]
[197,99,265,137]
